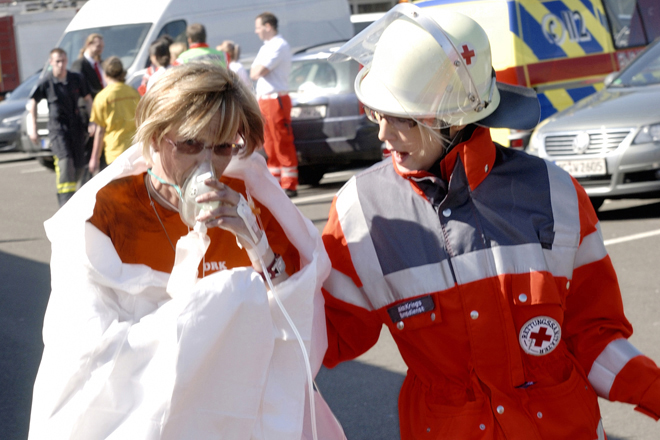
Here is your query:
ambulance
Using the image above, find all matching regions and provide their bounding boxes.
[413,0,659,147]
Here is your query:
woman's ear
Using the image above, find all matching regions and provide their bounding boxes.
[151,136,161,153]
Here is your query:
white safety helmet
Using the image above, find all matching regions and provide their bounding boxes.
[330,3,540,130]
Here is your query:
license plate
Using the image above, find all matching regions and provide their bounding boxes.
[290,105,327,120]
[554,158,606,177]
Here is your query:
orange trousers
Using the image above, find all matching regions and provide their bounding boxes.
[258,95,298,190]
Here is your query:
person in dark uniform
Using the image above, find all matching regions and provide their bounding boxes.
[28,48,92,206]
[71,33,105,174]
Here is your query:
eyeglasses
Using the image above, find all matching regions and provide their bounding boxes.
[165,137,244,157]
[364,106,417,131]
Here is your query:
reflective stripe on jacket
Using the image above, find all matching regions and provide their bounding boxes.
[322,127,660,439]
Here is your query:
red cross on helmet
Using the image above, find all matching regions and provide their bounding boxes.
[329,4,540,130]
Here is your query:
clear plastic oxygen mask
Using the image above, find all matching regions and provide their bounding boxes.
[179,158,220,230]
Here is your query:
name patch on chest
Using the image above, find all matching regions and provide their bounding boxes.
[387,295,435,323]
[519,316,561,356]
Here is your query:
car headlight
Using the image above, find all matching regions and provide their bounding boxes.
[633,123,660,144]
[1,114,23,127]
[525,118,551,156]
[526,129,544,155]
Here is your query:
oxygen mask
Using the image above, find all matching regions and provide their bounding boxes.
[179,159,220,228]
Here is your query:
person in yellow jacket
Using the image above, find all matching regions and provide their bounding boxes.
[89,56,140,174]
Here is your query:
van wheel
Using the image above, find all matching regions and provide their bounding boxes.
[589,197,605,212]
[38,155,55,171]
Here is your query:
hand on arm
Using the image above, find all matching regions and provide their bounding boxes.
[84,94,95,136]
[195,178,289,285]
[250,64,270,81]
[89,125,105,174]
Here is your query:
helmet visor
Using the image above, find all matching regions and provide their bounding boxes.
[330,3,485,129]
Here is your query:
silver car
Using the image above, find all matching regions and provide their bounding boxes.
[527,39,660,211]
[0,70,40,152]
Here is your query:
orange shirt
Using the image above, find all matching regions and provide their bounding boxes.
[89,172,299,276]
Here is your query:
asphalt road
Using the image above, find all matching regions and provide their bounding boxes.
[1,153,659,440]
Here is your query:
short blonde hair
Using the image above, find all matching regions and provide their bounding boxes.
[418,122,449,153]
[135,62,264,165]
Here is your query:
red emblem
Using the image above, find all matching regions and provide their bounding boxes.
[519,316,561,356]
[460,44,476,65]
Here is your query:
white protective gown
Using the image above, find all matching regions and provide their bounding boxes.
[28,145,344,440]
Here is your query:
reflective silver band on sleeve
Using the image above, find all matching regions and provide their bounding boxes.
[574,223,608,269]
[335,178,394,304]
[323,268,374,311]
[546,162,580,248]
[588,338,642,398]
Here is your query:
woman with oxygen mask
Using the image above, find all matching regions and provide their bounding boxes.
[28,63,345,440]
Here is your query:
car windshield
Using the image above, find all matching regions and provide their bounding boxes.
[58,24,152,71]
[612,41,660,87]
[289,57,358,94]
[7,71,40,101]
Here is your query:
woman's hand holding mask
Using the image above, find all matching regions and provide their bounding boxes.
[195,178,274,272]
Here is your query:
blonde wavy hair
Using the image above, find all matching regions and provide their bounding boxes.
[135,62,264,165]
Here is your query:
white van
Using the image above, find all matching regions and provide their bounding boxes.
[58,0,353,87]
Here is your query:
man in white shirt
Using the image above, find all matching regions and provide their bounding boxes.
[250,12,298,197]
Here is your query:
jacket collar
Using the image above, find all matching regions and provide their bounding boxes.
[189,43,209,49]
[393,126,496,194]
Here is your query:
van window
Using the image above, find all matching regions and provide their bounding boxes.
[157,20,187,44]
[289,58,358,94]
[59,23,152,71]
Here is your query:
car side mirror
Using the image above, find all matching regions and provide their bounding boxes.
[603,72,618,87]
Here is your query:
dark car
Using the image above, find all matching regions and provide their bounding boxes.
[288,42,382,185]
[0,71,40,152]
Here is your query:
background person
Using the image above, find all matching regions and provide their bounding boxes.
[28,48,91,207]
[71,33,105,97]
[88,56,140,174]
[218,40,252,89]
[138,35,173,96]
[146,36,174,91]
[71,33,105,182]
[176,23,227,67]
[251,12,298,197]
[320,5,660,439]
[169,40,187,62]
[28,63,340,439]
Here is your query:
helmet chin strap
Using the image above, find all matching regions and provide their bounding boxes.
[437,123,477,164]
